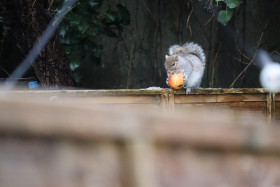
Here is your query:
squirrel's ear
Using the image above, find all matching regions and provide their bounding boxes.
[165,55,169,59]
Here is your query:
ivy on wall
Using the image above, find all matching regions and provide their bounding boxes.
[200,0,242,25]
[53,0,130,84]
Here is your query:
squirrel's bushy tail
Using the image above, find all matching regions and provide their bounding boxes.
[168,44,181,56]
[168,42,206,65]
[183,42,206,64]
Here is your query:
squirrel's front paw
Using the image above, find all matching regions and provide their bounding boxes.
[186,88,191,94]
[166,77,169,86]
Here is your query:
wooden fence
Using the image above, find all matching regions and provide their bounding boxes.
[3,88,279,121]
[0,88,280,187]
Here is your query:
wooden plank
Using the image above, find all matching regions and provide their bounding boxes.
[160,93,168,111]
[0,88,268,97]
[79,104,161,112]
[175,94,218,103]
[0,98,277,150]
[0,89,170,97]
[274,101,280,119]
[151,113,280,151]
[267,93,272,123]
[125,136,157,187]
[156,148,280,187]
[0,88,278,120]
[0,139,124,187]
[175,94,267,104]
[274,93,280,101]
[51,95,161,104]
[1,89,280,187]
[171,88,267,95]
[275,101,280,110]
[168,94,175,112]
[175,102,267,112]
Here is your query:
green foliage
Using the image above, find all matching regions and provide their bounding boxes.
[217,9,233,25]
[199,0,242,25]
[224,0,242,9]
[53,0,130,85]
[217,0,242,25]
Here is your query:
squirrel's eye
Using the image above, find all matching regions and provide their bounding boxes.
[172,62,176,67]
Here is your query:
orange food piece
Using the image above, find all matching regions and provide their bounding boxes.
[168,73,184,89]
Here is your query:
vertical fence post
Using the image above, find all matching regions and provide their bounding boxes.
[267,93,276,124]
[125,135,158,187]
[267,93,272,124]
[168,93,175,112]
[160,91,169,112]
[272,93,276,121]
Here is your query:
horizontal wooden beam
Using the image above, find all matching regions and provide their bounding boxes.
[0,88,278,121]
[0,98,279,153]
[0,88,270,96]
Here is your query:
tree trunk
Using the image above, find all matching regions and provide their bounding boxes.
[1,0,75,88]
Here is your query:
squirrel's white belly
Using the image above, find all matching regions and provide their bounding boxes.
[186,71,203,88]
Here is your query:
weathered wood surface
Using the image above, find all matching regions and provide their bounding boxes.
[1,88,278,120]
[0,94,280,187]
[0,88,268,96]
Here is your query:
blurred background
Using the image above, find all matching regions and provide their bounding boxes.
[0,0,280,89]
[1,1,280,186]
[0,92,280,187]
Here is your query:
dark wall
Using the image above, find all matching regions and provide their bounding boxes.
[1,0,280,89]
[89,0,280,89]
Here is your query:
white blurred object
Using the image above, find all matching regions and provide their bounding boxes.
[258,50,280,93]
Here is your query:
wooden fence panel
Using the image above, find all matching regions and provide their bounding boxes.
[1,88,279,120]
[0,94,280,187]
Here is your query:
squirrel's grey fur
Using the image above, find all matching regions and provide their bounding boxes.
[165,42,206,94]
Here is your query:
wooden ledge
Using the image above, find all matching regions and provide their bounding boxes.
[0,88,269,96]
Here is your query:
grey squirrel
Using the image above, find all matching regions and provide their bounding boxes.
[165,42,206,94]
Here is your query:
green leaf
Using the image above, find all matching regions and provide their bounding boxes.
[217,9,233,25]
[215,0,224,2]
[225,0,242,9]
[104,13,115,23]
[77,22,90,34]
